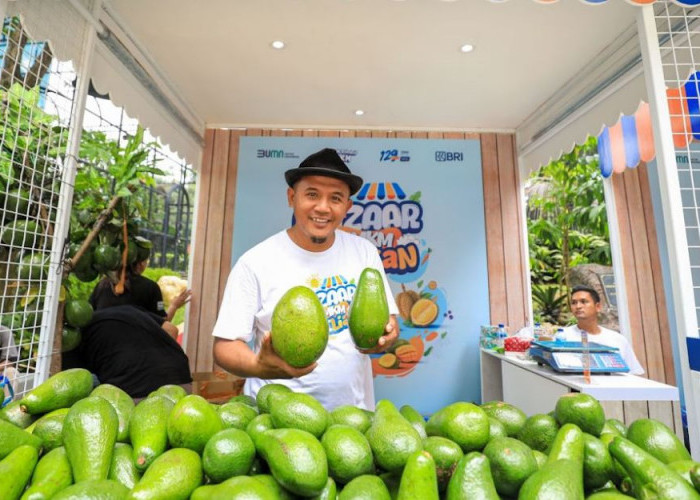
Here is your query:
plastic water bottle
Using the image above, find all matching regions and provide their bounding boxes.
[555,327,565,343]
[533,322,542,341]
[496,324,508,350]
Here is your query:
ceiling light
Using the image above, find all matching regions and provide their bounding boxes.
[460,44,474,53]
[355,110,365,116]
[271,40,285,49]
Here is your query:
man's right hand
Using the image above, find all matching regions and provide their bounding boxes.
[255,333,317,379]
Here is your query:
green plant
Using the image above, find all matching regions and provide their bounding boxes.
[531,285,568,325]
[527,136,611,313]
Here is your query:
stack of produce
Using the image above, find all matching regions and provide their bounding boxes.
[0,367,698,499]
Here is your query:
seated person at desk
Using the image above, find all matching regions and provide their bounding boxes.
[66,305,192,399]
[90,256,191,322]
[562,285,645,375]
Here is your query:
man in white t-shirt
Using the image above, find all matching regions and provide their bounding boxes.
[212,148,399,410]
[562,285,645,375]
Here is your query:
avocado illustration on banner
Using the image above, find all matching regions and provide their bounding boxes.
[342,184,453,379]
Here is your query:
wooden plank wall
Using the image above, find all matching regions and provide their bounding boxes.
[481,134,529,330]
[186,128,526,371]
[611,162,681,432]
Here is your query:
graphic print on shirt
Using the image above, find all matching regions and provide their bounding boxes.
[308,274,356,335]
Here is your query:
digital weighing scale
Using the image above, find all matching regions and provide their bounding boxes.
[529,340,629,374]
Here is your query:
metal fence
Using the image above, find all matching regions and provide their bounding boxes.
[80,94,195,273]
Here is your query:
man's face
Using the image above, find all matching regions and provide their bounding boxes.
[570,291,601,322]
[287,175,352,250]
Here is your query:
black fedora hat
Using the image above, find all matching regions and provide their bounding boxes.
[285,148,363,195]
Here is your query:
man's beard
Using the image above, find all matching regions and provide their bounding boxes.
[310,236,327,245]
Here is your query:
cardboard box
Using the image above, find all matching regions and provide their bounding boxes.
[191,371,244,403]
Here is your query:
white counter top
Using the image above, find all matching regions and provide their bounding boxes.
[481,349,679,402]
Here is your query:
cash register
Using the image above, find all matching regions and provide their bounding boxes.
[528,340,629,374]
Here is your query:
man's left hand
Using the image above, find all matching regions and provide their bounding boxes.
[358,315,399,354]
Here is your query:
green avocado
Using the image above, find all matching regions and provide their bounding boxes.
[93,245,121,273]
[339,475,392,500]
[328,405,372,433]
[62,396,119,483]
[0,445,39,500]
[18,252,48,280]
[583,432,616,491]
[321,424,374,485]
[245,414,275,449]
[256,428,328,497]
[52,479,128,500]
[446,451,499,500]
[218,401,258,430]
[517,458,584,500]
[270,392,329,438]
[1,219,40,248]
[426,402,490,453]
[0,400,37,429]
[400,404,427,439]
[19,368,94,415]
[423,436,464,492]
[608,436,699,499]
[348,268,389,349]
[167,394,224,454]
[64,300,94,328]
[0,418,42,459]
[482,436,538,498]
[148,384,188,404]
[366,399,423,473]
[270,286,328,368]
[191,475,278,500]
[31,407,71,452]
[202,428,256,483]
[129,395,174,472]
[127,448,203,500]
[396,450,439,500]
[109,442,141,490]
[625,418,691,464]
[22,446,73,500]
[91,384,134,443]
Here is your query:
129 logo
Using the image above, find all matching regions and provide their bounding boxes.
[380,149,410,162]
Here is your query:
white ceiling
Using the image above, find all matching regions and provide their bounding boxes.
[107,0,641,133]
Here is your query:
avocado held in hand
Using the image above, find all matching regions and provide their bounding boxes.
[349,268,389,349]
[271,286,329,368]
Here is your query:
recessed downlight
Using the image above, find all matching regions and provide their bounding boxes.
[355,110,365,116]
[460,44,474,53]
[271,40,285,49]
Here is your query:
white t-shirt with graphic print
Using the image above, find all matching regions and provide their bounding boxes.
[212,229,399,410]
[562,325,645,375]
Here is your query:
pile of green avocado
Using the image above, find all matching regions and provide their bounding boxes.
[0,368,698,500]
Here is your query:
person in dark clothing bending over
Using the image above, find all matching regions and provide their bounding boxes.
[90,257,191,322]
[75,305,192,399]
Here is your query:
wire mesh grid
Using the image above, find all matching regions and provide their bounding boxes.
[77,95,196,272]
[0,16,75,402]
[655,3,700,334]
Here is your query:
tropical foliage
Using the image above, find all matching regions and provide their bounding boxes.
[527,136,611,323]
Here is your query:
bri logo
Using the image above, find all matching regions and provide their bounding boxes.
[256,149,299,159]
[435,151,463,162]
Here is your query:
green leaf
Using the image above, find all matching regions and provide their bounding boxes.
[409,191,422,202]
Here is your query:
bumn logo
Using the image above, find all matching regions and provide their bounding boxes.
[435,151,463,162]
[257,149,299,159]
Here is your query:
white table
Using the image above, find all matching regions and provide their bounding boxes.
[480,349,682,436]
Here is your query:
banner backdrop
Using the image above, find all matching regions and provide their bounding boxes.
[232,136,489,414]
